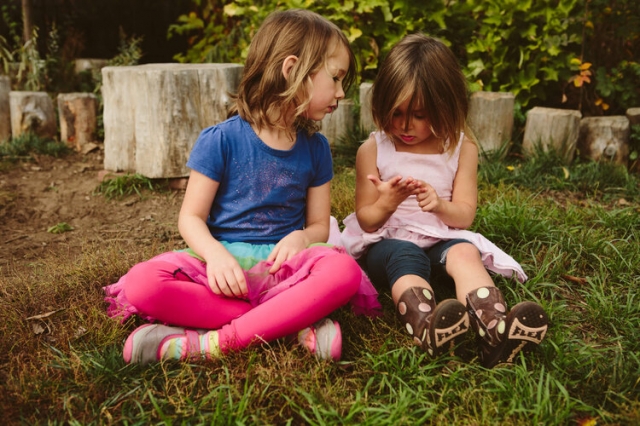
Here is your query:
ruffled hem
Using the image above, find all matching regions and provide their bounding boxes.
[340,213,528,283]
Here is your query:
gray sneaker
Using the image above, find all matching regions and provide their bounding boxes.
[123,323,190,365]
[298,318,342,361]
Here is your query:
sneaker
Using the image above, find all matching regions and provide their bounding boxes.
[123,323,219,365]
[298,318,342,361]
[479,301,548,368]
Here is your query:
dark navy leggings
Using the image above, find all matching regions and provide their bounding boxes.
[359,238,472,290]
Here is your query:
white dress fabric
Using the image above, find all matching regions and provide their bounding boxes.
[340,131,527,283]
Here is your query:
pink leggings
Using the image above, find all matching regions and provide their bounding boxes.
[123,253,361,352]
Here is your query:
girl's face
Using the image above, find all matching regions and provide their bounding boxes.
[305,43,350,121]
[389,98,434,147]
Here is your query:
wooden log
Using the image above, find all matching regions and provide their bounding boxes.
[321,99,354,145]
[359,82,375,134]
[627,107,640,127]
[578,116,629,165]
[101,63,244,178]
[102,66,137,172]
[522,107,581,163]
[57,92,98,152]
[0,75,10,142]
[467,91,514,156]
[627,108,640,172]
[9,91,57,139]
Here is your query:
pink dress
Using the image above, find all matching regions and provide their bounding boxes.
[340,131,528,283]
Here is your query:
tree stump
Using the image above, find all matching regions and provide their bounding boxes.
[627,108,640,127]
[321,99,354,145]
[101,63,244,178]
[467,91,514,156]
[627,108,640,172]
[522,107,582,163]
[0,75,10,142]
[9,91,57,139]
[57,92,98,152]
[359,82,375,134]
[578,116,629,165]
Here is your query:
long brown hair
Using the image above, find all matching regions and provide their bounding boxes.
[371,33,472,153]
[229,9,356,135]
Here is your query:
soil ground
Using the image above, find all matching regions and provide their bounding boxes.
[0,147,185,272]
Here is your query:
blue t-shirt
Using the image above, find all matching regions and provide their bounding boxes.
[186,115,333,244]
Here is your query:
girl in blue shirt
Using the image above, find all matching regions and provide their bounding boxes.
[110,9,364,364]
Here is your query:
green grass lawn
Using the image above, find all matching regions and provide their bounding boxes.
[1,146,639,424]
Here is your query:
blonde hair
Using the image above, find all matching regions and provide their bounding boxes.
[229,9,356,135]
[371,33,472,154]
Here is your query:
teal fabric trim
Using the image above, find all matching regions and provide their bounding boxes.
[178,241,333,270]
[177,241,275,270]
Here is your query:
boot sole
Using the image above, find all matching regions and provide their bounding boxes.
[481,301,548,368]
[428,299,470,357]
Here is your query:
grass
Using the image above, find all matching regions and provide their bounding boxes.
[0,133,71,161]
[1,146,639,424]
[94,173,168,200]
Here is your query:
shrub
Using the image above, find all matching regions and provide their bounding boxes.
[170,0,639,117]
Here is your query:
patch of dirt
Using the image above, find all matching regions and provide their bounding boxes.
[0,148,185,271]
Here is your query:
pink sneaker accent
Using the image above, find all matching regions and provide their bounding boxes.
[298,318,342,361]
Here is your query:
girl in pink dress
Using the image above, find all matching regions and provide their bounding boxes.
[341,34,548,368]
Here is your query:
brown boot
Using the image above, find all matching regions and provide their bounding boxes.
[466,286,548,368]
[397,287,470,357]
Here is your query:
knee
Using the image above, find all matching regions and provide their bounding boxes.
[446,243,482,265]
[316,253,362,296]
[123,260,172,307]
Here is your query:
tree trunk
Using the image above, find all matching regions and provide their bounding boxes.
[22,0,33,42]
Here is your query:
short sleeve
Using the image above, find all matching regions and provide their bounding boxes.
[186,126,226,182]
[310,132,333,187]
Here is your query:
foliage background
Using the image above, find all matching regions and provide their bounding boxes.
[169,0,640,117]
[1,0,638,118]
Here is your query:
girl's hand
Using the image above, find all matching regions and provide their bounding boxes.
[205,252,248,298]
[367,174,421,211]
[415,181,442,213]
[267,230,308,274]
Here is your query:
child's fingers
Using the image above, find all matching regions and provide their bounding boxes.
[388,175,404,186]
[210,270,247,298]
[268,260,281,274]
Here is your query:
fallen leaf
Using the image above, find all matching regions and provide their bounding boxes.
[81,142,99,155]
[74,326,88,339]
[562,274,587,285]
[26,308,66,320]
[576,417,597,426]
[31,323,45,335]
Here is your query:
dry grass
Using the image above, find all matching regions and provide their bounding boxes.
[1,154,640,424]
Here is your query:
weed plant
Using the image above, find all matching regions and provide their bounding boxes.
[94,173,167,200]
[1,148,639,424]
[0,133,70,161]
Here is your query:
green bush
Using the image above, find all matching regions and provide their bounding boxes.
[170,0,639,116]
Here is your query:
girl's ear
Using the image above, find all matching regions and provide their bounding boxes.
[282,55,298,79]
